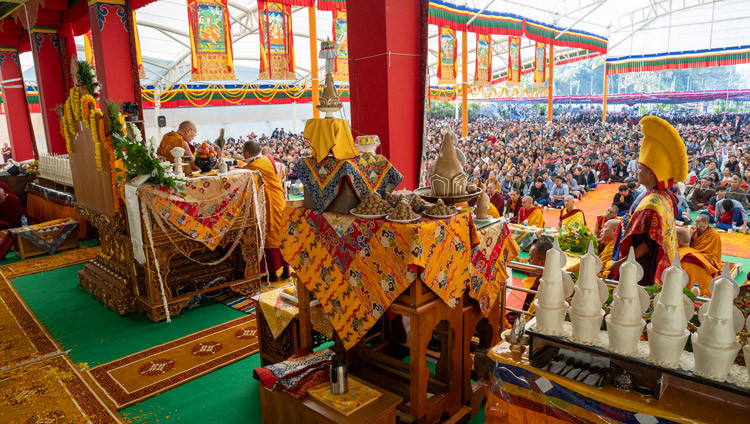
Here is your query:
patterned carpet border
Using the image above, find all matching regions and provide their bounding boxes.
[0,246,102,279]
[0,271,124,423]
[87,315,258,410]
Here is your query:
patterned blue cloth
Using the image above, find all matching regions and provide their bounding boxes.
[294,154,403,212]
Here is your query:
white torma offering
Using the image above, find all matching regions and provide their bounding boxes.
[533,236,574,335]
[568,241,609,344]
[691,264,744,380]
[646,253,694,368]
[605,248,650,355]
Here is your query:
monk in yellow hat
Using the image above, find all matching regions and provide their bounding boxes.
[690,214,722,269]
[243,141,289,281]
[609,116,686,285]
[677,227,719,297]
[519,196,544,228]
[157,121,199,171]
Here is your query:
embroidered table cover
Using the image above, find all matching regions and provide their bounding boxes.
[281,208,518,349]
[137,171,258,250]
[470,222,521,315]
[9,219,78,255]
[294,155,403,212]
[258,286,335,339]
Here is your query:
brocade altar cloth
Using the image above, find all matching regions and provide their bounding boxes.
[294,155,403,212]
[470,222,520,315]
[9,219,79,255]
[138,171,257,250]
[258,286,335,339]
[280,208,518,349]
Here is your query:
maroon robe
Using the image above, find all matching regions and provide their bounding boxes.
[0,182,27,229]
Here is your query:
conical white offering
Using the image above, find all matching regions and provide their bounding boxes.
[569,241,609,343]
[605,248,650,355]
[691,264,743,380]
[647,253,693,368]
[533,236,574,335]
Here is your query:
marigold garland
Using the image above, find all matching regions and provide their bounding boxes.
[95,112,106,172]
[69,88,82,121]
[81,94,97,128]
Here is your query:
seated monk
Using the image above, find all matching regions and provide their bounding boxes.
[242,141,289,281]
[0,182,30,259]
[506,240,552,324]
[157,121,199,171]
[505,189,522,223]
[677,227,719,297]
[593,205,618,239]
[558,195,586,231]
[690,214,722,268]
[568,218,618,277]
[518,196,544,228]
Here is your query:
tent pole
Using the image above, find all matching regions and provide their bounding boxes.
[602,70,608,122]
[308,6,320,119]
[547,43,554,122]
[462,30,468,138]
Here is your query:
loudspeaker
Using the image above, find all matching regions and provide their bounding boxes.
[157,116,167,127]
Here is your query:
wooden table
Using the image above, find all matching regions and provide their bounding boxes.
[259,376,401,424]
[13,229,79,259]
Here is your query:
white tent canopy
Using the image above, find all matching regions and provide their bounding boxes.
[14,0,750,87]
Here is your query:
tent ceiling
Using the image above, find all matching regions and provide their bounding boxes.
[13,0,750,86]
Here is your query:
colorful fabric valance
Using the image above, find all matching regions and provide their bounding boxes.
[523,18,607,53]
[317,0,345,11]
[606,45,750,75]
[429,0,523,36]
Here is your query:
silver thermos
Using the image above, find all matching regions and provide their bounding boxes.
[330,355,348,395]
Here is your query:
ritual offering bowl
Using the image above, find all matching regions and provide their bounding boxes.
[195,156,217,173]
[413,186,482,206]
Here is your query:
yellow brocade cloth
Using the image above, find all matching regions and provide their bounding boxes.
[244,156,286,249]
[281,209,503,349]
[257,287,334,339]
[303,118,358,163]
[157,131,184,161]
[307,380,383,415]
[485,342,742,424]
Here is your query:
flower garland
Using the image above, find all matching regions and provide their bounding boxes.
[62,97,76,153]
[89,109,104,171]
[81,94,97,128]
[69,88,81,121]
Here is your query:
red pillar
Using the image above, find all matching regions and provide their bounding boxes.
[88,0,137,104]
[0,47,36,161]
[346,0,428,189]
[30,27,68,154]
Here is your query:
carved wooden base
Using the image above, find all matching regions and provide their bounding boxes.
[139,297,191,322]
[78,259,137,316]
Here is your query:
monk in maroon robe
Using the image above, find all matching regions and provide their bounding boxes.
[0,182,30,259]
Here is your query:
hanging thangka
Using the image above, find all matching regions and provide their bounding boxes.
[507,36,521,86]
[533,41,546,86]
[332,9,348,81]
[258,1,295,80]
[437,27,457,85]
[187,0,235,81]
[474,34,491,87]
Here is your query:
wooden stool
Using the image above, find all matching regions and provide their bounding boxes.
[259,376,401,424]
[348,281,464,423]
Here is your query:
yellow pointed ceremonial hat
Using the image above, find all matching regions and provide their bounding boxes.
[638,116,688,189]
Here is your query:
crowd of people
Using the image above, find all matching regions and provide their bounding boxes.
[421,111,750,233]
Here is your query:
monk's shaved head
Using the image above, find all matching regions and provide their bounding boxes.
[601,219,620,242]
[178,121,195,131]
[522,196,533,209]
[676,227,691,248]
[243,141,261,157]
